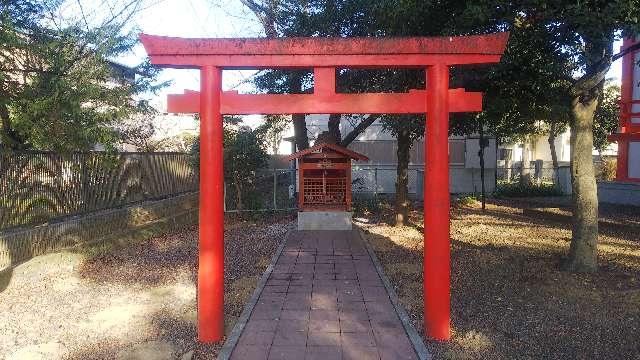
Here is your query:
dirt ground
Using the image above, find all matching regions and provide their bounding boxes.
[0,213,294,360]
[359,197,640,360]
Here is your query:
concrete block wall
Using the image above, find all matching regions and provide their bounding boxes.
[597,181,640,206]
[0,192,199,273]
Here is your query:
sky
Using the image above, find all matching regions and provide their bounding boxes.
[62,0,624,114]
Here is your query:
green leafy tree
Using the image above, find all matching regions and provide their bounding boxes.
[224,127,269,210]
[0,0,163,152]
[190,116,267,210]
[593,82,621,153]
[454,0,640,272]
[255,114,289,154]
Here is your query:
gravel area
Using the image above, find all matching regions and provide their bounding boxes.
[358,197,640,359]
[0,213,294,360]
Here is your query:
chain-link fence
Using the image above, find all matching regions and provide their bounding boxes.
[222,166,424,211]
[351,165,420,195]
[223,164,529,211]
[497,166,560,184]
[223,169,297,212]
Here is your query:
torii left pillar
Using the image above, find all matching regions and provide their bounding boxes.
[199,65,224,341]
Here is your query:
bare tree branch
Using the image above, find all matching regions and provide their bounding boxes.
[239,0,278,37]
[340,115,380,147]
[572,40,640,97]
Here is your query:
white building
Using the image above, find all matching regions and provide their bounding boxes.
[499,128,618,169]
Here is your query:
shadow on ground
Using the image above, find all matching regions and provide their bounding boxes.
[64,309,221,360]
[0,269,11,293]
[1,213,293,360]
[359,198,640,359]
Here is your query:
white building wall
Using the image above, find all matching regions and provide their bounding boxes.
[501,130,571,165]
[630,141,640,179]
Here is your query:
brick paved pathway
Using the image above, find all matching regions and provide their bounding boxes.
[230,229,418,360]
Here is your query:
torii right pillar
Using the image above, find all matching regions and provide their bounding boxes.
[424,63,452,340]
[611,36,640,182]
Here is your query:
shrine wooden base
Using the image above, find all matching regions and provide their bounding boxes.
[297,211,353,230]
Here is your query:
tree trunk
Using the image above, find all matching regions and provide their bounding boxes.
[548,125,560,171]
[565,95,599,272]
[395,131,411,226]
[292,114,309,150]
[478,119,486,211]
[234,180,244,211]
[548,123,560,184]
[563,36,613,273]
[0,102,23,150]
[340,114,380,147]
[328,114,341,142]
[519,140,532,185]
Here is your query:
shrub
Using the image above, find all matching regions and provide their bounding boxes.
[597,158,617,181]
[495,181,563,197]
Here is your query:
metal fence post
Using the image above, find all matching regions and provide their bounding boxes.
[273,169,278,210]
[374,168,378,198]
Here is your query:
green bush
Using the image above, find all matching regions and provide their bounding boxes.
[454,195,479,206]
[495,181,563,197]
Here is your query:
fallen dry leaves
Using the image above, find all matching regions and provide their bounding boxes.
[0,213,294,360]
[361,197,640,360]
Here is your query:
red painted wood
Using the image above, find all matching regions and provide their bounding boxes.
[424,64,451,340]
[613,37,640,183]
[140,33,509,344]
[620,38,635,130]
[285,142,369,162]
[198,66,224,342]
[141,33,508,56]
[289,144,366,212]
[145,53,504,69]
[299,162,351,169]
[609,133,640,141]
[168,88,483,115]
[314,67,336,94]
[616,138,629,181]
[346,163,352,211]
[298,169,305,209]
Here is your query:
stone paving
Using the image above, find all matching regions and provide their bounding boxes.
[230,230,418,360]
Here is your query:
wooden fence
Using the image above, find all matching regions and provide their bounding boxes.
[0,151,197,231]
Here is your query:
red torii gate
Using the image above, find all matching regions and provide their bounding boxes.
[140,32,508,343]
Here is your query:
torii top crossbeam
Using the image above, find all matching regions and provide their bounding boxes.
[140,32,508,345]
[141,33,508,116]
[141,32,508,68]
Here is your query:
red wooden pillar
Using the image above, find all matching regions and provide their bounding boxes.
[199,65,225,342]
[616,37,635,182]
[424,63,451,340]
[616,139,629,181]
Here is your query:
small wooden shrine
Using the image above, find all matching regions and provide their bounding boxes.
[286,142,368,212]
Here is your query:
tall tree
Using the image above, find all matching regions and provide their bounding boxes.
[238,0,384,150]
[0,0,162,152]
[456,0,640,272]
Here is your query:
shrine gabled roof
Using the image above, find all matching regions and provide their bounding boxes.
[285,143,369,162]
